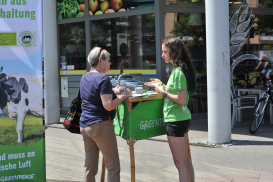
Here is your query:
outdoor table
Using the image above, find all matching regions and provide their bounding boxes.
[100,94,192,182]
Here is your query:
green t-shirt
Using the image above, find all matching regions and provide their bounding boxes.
[163,67,191,122]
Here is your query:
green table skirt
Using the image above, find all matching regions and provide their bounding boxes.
[114,99,167,140]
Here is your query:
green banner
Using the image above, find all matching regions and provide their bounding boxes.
[0,0,45,181]
[114,99,166,140]
[0,139,45,182]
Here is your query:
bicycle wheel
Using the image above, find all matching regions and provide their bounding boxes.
[248,98,267,134]
[256,78,265,88]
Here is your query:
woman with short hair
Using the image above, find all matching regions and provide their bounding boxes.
[80,47,131,182]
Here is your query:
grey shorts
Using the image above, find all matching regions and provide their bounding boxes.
[261,69,273,76]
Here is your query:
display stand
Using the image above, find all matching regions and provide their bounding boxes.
[100,94,192,182]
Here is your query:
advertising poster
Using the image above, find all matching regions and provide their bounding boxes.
[0,0,45,182]
[61,77,68,97]
[57,0,154,19]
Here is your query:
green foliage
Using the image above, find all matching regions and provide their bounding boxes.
[90,20,113,47]
[59,22,86,67]
[143,14,155,35]
[196,142,207,147]
[259,0,273,8]
[57,0,83,20]
[254,0,273,36]
[76,12,85,17]
[59,22,85,50]
[166,0,206,47]
[169,13,206,47]
[0,116,43,146]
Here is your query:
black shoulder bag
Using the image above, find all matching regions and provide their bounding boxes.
[63,89,82,134]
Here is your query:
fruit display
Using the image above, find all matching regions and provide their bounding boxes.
[57,0,86,20]
[57,0,155,19]
[88,0,154,16]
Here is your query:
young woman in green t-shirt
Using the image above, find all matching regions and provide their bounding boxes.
[145,38,196,182]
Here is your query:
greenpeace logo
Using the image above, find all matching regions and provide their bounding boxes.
[0,173,35,182]
[140,118,165,131]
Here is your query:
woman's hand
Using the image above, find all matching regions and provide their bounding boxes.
[144,78,162,87]
[121,88,132,97]
[154,84,165,95]
[113,85,125,94]
[101,88,132,111]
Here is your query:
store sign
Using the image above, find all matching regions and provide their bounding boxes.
[57,0,154,19]
[0,0,45,181]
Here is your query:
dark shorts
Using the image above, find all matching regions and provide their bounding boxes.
[166,120,191,137]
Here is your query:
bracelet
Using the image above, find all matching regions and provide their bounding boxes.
[164,92,168,98]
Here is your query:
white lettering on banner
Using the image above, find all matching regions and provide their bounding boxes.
[6,151,35,160]
[0,153,6,161]
[18,160,31,168]
[0,174,35,182]
[27,152,35,158]
[8,153,25,160]
[140,118,165,131]
[0,163,17,171]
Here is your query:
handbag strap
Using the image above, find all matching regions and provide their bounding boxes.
[78,88,81,98]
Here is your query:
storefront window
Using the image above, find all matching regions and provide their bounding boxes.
[232,13,273,91]
[229,0,273,8]
[166,0,205,6]
[59,22,86,70]
[90,14,156,71]
[57,0,85,20]
[166,12,206,113]
[89,0,154,16]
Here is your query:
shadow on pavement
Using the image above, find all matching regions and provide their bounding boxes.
[47,180,81,182]
[190,116,273,144]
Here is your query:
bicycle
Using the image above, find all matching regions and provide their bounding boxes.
[248,79,273,134]
[233,72,269,95]
[250,72,268,88]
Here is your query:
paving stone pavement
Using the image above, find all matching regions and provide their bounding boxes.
[46,118,273,182]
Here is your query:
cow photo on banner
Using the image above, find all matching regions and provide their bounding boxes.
[0,0,45,181]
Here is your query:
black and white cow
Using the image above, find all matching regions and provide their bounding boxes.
[22,35,32,41]
[0,67,43,143]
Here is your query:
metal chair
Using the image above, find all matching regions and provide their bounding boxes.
[230,56,258,128]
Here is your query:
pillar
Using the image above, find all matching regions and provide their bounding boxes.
[206,0,231,144]
[43,0,60,124]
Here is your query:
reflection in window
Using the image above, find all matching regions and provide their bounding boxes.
[229,0,273,8]
[232,14,273,91]
[166,0,205,6]
[90,14,156,71]
[166,13,206,113]
[59,22,86,70]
